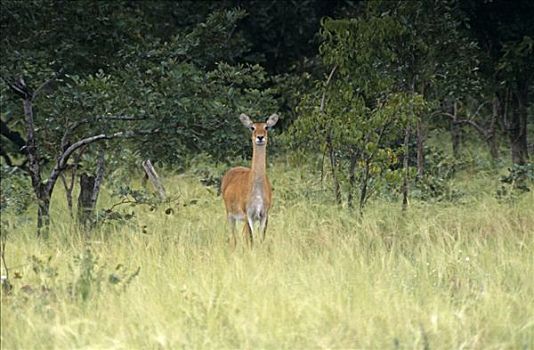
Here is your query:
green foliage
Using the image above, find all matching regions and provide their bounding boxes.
[498,35,534,88]
[186,153,230,192]
[285,0,482,209]
[497,163,534,199]
[92,166,182,231]
[69,249,103,301]
[463,0,534,85]
[0,166,33,215]
[290,11,433,208]
[12,250,140,304]
[29,255,59,289]
[99,185,161,228]
[321,0,480,98]
[0,0,223,77]
[1,3,280,168]
[236,0,335,73]
[288,88,425,208]
[412,147,464,202]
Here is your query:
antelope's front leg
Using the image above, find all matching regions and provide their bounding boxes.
[259,214,268,242]
[243,217,254,247]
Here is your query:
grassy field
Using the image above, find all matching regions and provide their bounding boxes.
[1,162,533,349]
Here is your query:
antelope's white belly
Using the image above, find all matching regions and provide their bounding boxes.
[247,195,266,221]
[229,213,245,221]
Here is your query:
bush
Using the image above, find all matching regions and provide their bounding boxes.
[0,166,33,215]
[497,162,534,199]
[412,146,463,202]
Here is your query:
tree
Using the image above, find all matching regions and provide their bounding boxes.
[288,14,429,210]
[288,0,480,209]
[462,0,534,166]
[1,5,280,235]
[3,72,155,236]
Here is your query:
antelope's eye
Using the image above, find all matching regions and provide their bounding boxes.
[250,126,255,131]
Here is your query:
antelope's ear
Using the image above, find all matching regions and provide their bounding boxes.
[239,113,254,129]
[266,113,279,129]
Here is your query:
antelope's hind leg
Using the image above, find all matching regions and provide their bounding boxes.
[227,215,237,248]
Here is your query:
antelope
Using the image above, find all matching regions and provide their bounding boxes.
[221,113,279,246]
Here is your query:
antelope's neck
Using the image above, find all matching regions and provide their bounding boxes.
[250,144,267,184]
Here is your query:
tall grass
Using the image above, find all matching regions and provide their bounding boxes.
[1,162,533,349]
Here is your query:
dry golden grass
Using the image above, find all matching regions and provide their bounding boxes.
[1,163,533,349]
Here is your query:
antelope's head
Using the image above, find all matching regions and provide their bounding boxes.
[239,113,279,146]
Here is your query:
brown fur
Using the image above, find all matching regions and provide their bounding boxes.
[221,114,278,246]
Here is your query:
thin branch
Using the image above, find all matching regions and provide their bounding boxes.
[61,115,146,150]
[438,111,489,138]
[439,111,455,120]
[95,115,146,121]
[320,65,338,113]
[106,198,138,212]
[2,69,63,101]
[60,130,141,169]
[472,101,490,118]
[453,119,489,139]
[3,76,31,99]
[46,128,159,195]
[32,68,64,100]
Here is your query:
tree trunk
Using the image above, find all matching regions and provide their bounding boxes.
[487,133,500,163]
[415,81,425,179]
[487,96,500,162]
[347,152,358,209]
[78,174,96,228]
[359,158,370,214]
[92,149,105,206]
[20,89,48,237]
[60,173,74,217]
[60,147,86,217]
[326,132,342,205]
[416,119,425,179]
[402,125,411,212]
[320,66,341,205]
[450,101,462,158]
[508,82,529,165]
[77,149,105,229]
[37,196,51,237]
[37,205,49,234]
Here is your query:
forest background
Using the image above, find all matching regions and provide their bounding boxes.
[1,0,533,349]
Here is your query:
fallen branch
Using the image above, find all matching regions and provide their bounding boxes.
[142,160,166,200]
